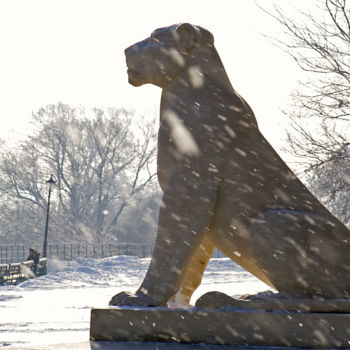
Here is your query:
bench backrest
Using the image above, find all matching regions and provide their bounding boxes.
[8,263,21,274]
[22,260,34,267]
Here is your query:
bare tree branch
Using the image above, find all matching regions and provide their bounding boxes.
[0,103,159,244]
[262,0,350,225]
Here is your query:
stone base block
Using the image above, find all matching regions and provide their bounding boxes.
[90,307,350,348]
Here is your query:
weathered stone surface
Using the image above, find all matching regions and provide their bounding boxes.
[90,307,350,348]
[195,291,350,313]
[110,22,350,311]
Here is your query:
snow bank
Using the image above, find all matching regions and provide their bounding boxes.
[18,255,151,289]
[13,256,254,292]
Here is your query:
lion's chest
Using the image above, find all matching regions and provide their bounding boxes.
[157,116,182,189]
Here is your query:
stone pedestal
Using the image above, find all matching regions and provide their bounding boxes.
[90,307,350,348]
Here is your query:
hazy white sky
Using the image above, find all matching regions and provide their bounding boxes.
[0,0,310,150]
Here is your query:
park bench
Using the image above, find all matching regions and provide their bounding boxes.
[0,258,47,286]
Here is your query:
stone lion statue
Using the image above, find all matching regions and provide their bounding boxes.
[110,23,350,307]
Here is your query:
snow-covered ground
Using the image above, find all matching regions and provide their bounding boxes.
[0,256,270,349]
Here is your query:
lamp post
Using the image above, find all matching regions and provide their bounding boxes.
[42,175,55,258]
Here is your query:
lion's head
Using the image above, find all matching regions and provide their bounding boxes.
[124,23,214,88]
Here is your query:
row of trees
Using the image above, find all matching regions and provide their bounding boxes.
[0,103,161,244]
[268,0,350,226]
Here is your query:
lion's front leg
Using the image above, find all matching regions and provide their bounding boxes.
[109,168,218,307]
[172,236,215,305]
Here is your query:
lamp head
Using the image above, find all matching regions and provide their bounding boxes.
[46,175,56,189]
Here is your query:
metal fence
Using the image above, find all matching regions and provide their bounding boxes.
[0,243,225,264]
[0,243,154,264]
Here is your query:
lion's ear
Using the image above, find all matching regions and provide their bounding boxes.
[173,23,199,54]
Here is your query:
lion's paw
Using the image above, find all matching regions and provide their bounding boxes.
[109,291,160,307]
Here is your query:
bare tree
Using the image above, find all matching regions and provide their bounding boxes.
[261,0,350,224]
[306,143,350,226]
[262,0,350,166]
[0,103,158,243]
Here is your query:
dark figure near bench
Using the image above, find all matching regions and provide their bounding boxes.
[27,248,40,272]
[110,23,350,308]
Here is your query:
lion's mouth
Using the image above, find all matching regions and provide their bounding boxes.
[126,68,145,86]
[127,69,141,78]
